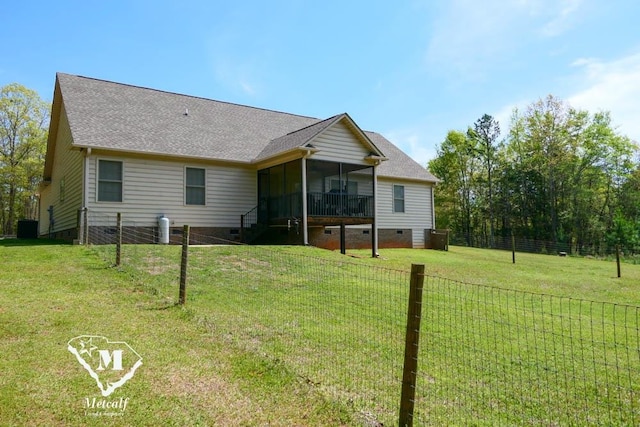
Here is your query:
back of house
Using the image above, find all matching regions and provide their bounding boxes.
[39,73,438,251]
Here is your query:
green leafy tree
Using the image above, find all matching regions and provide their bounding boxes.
[0,83,49,235]
[429,95,638,255]
[429,130,481,245]
[468,114,501,247]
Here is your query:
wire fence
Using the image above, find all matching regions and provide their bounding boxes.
[450,231,640,262]
[416,277,640,425]
[84,211,640,426]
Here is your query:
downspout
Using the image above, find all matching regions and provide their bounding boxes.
[301,150,311,245]
[83,147,91,243]
[431,183,436,230]
[83,147,91,207]
[372,161,379,257]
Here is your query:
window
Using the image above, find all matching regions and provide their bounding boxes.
[185,167,205,205]
[393,185,405,213]
[98,160,123,202]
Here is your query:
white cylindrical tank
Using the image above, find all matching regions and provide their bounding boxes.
[158,216,170,244]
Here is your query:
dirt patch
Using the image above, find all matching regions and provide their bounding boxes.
[217,255,271,272]
[141,255,179,275]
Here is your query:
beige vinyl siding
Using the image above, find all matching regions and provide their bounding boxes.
[86,156,256,227]
[376,178,434,248]
[310,122,371,165]
[39,104,84,236]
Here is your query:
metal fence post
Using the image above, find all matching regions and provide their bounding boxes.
[116,213,122,266]
[179,224,190,305]
[399,263,425,427]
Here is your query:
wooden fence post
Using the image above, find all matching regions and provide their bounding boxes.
[399,263,425,427]
[179,225,190,305]
[116,213,122,266]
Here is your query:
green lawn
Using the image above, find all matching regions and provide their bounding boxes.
[354,245,640,305]
[0,241,352,426]
[1,241,639,426]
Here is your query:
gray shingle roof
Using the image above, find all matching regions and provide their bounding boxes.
[56,73,437,182]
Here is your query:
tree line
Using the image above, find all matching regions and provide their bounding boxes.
[428,95,639,256]
[0,84,49,235]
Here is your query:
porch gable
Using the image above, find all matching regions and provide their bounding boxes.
[254,113,387,168]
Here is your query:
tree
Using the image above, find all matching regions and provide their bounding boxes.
[429,94,639,255]
[429,130,481,245]
[468,114,501,247]
[0,83,49,235]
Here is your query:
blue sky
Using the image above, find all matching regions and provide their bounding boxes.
[2,0,639,166]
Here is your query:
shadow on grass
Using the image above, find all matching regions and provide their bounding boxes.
[0,238,71,247]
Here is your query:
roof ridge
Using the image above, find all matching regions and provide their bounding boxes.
[56,72,320,121]
[278,113,345,138]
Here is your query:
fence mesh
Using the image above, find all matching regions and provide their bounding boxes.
[451,231,640,261]
[416,277,640,425]
[187,229,411,425]
[85,211,640,425]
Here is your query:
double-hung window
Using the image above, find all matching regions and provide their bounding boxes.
[185,167,206,205]
[98,160,123,202]
[393,184,405,213]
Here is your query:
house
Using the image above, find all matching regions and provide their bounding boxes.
[39,73,438,253]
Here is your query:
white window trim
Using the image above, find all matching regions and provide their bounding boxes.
[96,158,124,203]
[184,166,206,206]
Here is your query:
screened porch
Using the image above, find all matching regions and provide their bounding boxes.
[257,159,374,226]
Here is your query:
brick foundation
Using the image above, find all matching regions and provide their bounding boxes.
[72,225,414,249]
[84,226,243,245]
[309,227,413,250]
[41,227,78,242]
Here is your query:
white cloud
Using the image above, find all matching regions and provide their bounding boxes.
[493,102,523,133]
[385,127,440,167]
[425,0,584,76]
[568,52,640,142]
[539,0,583,37]
[239,80,256,96]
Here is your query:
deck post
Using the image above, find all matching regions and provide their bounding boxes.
[240,214,245,243]
[83,208,89,245]
[372,163,378,257]
[302,155,309,245]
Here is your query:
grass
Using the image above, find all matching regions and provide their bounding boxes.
[0,241,352,426]
[350,245,640,305]
[2,241,640,425]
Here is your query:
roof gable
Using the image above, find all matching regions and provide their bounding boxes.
[255,113,385,163]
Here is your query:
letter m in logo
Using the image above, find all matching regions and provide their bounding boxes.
[97,349,123,371]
